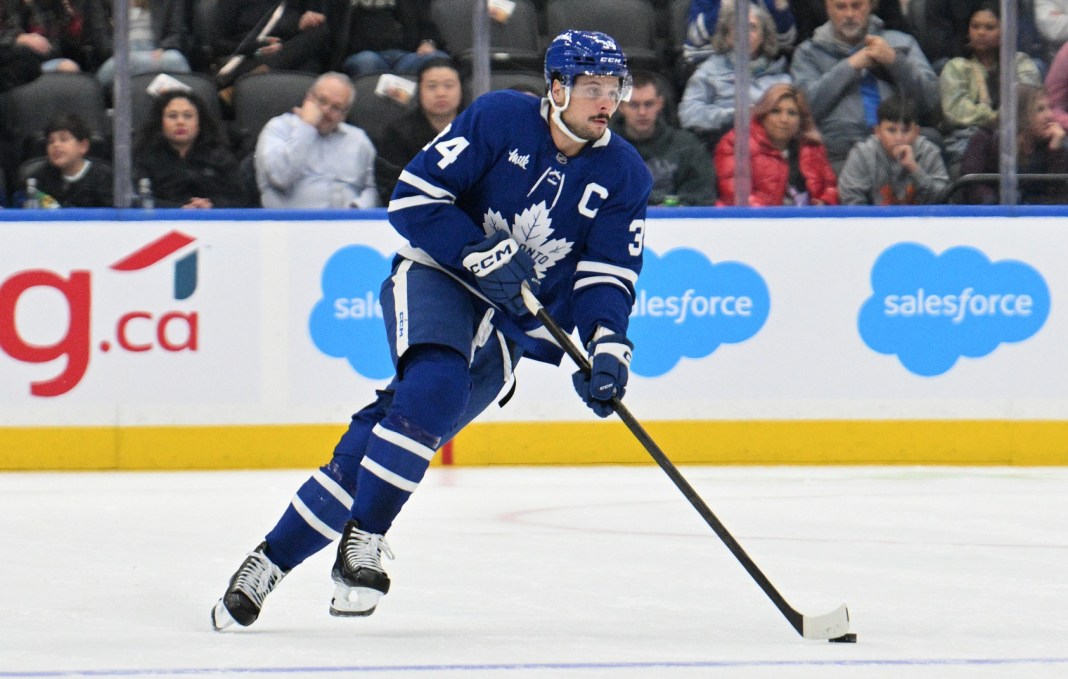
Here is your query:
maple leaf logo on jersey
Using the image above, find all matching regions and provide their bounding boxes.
[483,201,573,279]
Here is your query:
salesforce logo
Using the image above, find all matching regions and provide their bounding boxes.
[858,243,1050,376]
[628,248,769,377]
[309,245,394,379]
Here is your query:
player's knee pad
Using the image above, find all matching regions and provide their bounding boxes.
[388,344,472,444]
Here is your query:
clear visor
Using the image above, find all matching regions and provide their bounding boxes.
[568,73,633,105]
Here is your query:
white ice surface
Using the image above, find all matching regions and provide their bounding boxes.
[2,465,1066,678]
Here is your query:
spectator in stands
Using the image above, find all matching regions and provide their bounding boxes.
[611,71,717,206]
[678,1,792,150]
[95,0,191,90]
[940,2,1042,170]
[838,95,948,204]
[908,0,979,70]
[714,82,838,205]
[0,44,41,92]
[789,0,909,46]
[256,71,378,209]
[374,58,461,204]
[213,0,330,88]
[1036,0,1068,58]
[0,0,112,72]
[331,0,449,79]
[790,0,939,172]
[1047,38,1068,127]
[960,82,1068,203]
[683,0,796,70]
[133,89,248,207]
[20,112,112,207]
[918,1,1045,72]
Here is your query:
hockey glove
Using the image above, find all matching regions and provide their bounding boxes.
[461,230,540,316]
[572,333,632,418]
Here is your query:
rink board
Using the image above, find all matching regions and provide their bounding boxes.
[2,207,1067,469]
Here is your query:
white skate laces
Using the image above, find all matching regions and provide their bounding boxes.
[232,549,285,609]
[330,522,395,617]
[341,529,394,573]
[210,543,286,631]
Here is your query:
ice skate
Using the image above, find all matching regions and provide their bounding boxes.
[210,542,287,630]
[330,520,394,617]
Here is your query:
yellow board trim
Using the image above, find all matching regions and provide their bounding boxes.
[3,420,1068,470]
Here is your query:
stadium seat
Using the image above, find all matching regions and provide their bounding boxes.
[0,72,110,165]
[463,70,545,107]
[347,73,417,145]
[431,0,544,72]
[544,0,663,72]
[238,152,261,207]
[231,70,317,156]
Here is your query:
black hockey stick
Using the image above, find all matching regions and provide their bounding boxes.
[520,286,851,641]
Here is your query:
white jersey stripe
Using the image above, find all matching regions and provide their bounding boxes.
[388,195,454,212]
[576,260,640,284]
[292,495,341,540]
[397,170,456,200]
[361,456,420,492]
[573,275,632,294]
[313,469,353,508]
[372,423,436,461]
[391,259,412,357]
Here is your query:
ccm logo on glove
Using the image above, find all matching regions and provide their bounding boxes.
[463,237,519,277]
[460,231,540,316]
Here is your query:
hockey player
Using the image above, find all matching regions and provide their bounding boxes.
[210,29,653,630]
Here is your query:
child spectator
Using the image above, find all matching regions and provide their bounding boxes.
[22,112,112,207]
[838,95,949,205]
[714,82,838,206]
[960,82,1068,204]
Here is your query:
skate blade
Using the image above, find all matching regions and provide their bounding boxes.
[329,583,382,617]
[210,598,237,631]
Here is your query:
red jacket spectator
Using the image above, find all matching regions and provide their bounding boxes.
[715,82,837,207]
[715,122,838,206]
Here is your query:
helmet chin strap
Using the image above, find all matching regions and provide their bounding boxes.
[549,86,592,145]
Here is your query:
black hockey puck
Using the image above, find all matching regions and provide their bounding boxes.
[829,633,857,643]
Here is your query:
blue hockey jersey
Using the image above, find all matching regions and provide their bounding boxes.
[387,90,653,365]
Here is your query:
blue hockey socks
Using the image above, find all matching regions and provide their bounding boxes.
[263,461,357,571]
[352,346,471,534]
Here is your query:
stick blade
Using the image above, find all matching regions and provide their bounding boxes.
[801,603,850,640]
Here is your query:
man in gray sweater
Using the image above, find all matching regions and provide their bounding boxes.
[790,0,939,171]
[838,95,949,205]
